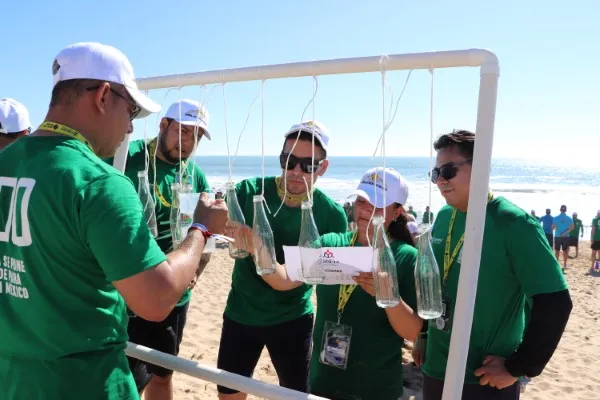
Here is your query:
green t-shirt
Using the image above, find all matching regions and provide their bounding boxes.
[423,211,435,224]
[569,218,583,238]
[224,176,348,326]
[0,136,166,399]
[310,231,418,400]
[423,196,568,384]
[105,139,210,306]
[408,210,418,219]
[592,217,600,241]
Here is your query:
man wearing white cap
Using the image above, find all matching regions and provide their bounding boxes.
[217,121,348,400]
[0,42,228,399]
[0,98,31,151]
[105,99,212,399]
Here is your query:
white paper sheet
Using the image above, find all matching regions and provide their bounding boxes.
[283,245,374,285]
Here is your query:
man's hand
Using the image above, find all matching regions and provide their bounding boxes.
[474,355,518,389]
[412,337,427,367]
[225,222,255,254]
[193,192,228,234]
[353,272,375,297]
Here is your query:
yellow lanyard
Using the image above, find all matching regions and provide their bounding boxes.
[39,122,94,153]
[275,176,311,203]
[337,232,359,322]
[443,192,493,283]
[147,138,190,208]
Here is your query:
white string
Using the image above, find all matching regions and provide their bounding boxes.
[273,76,319,217]
[428,68,435,209]
[153,87,177,197]
[177,78,183,187]
[222,84,233,183]
[231,85,262,171]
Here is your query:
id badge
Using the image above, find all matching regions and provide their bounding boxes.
[320,321,352,370]
[434,295,452,333]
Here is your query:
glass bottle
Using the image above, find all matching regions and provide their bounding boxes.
[252,195,276,275]
[414,225,443,319]
[298,199,325,284]
[372,215,400,308]
[177,184,194,241]
[137,171,158,238]
[225,181,249,259]
[169,183,182,250]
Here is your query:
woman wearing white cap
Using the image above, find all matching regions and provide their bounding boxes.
[237,167,423,400]
[0,97,31,151]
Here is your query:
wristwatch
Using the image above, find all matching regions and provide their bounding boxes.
[188,223,212,240]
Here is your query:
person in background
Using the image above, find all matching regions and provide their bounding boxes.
[104,99,212,400]
[408,219,419,239]
[415,129,572,400]
[0,98,31,151]
[422,205,435,225]
[540,209,554,247]
[217,120,348,400]
[0,41,228,400]
[552,205,574,269]
[568,212,584,258]
[344,200,356,231]
[591,210,600,273]
[242,167,422,400]
[530,210,540,222]
[407,205,418,219]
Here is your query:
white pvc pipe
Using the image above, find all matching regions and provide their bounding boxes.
[441,60,500,400]
[125,342,328,400]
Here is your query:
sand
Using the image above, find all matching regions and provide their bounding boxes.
[169,242,600,400]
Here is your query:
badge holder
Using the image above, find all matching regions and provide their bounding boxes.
[320,313,353,370]
[434,294,452,333]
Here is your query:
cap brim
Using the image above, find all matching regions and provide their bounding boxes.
[124,85,161,119]
[284,128,327,151]
[351,188,394,209]
[179,120,211,140]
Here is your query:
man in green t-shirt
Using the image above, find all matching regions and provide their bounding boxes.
[416,130,572,400]
[217,121,348,400]
[568,212,584,258]
[407,205,418,219]
[0,98,31,151]
[422,205,435,224]
[591,210,600,272]
[104,99,212,400]
[0,42,228,400]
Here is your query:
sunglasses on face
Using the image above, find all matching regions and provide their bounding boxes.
[279,153,324,174]
[429,159,472,183]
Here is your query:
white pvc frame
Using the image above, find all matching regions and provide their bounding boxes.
[117,49,500,400]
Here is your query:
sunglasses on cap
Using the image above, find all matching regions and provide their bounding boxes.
[429,159,472,183]
[279,153,324,174]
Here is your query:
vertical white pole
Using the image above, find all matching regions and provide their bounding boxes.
[441,59,499,400]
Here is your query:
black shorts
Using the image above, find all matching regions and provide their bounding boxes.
[554,236,569,251]
[216,313,313,394]
[422,374,521,400]
[568,236,579,247]
[127,303,189,389]
[545,233,554,247]
[592,241,600,251]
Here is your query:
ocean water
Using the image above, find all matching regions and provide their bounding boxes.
[193,156,600,228]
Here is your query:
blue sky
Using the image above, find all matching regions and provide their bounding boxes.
[2,1,599,162]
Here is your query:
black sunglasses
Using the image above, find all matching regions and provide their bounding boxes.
[86,86,141,121]
[429,159,472,183]
[279,153,324,174]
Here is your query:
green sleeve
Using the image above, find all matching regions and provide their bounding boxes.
[79,174,167,282]
[507,215,568,297]
[194,167,210,193]
[395,245,418,311]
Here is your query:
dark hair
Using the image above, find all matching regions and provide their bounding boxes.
[283,130,327,159]
[387,207,416,247]
[49,78,124,108]
[433,129,475,160]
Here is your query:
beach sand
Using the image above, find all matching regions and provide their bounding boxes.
[169,242,600,400]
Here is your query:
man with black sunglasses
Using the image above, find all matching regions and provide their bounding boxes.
[416,129,572,400]
[0,98,31,151]
[217,120,348,400]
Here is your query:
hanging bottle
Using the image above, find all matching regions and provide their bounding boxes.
[225,181,249,259]
[372,215,400,308]
[252,195,276,276]
[414,225,443,319]
[177,183,194,241]
[137,171,158,238]
[298,199,325,284]
[170,182,182,250]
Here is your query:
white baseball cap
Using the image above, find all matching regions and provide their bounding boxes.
[283,120,330,152]
[353,167,409,208]
[164,99,211,140]
[52,42,161,119]
[407,221,419,234]
[0,98,31,134]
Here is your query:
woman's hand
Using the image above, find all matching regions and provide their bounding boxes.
[353,272,376,296]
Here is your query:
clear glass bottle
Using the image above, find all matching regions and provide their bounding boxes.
[298,199,325,284]
[169,182,182,250]
[414,225,443,319]
[225,181,250,259]
[252,195,276,276]
[372,215,400,308]
[177,184,194,241]
[137,171,158,238]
